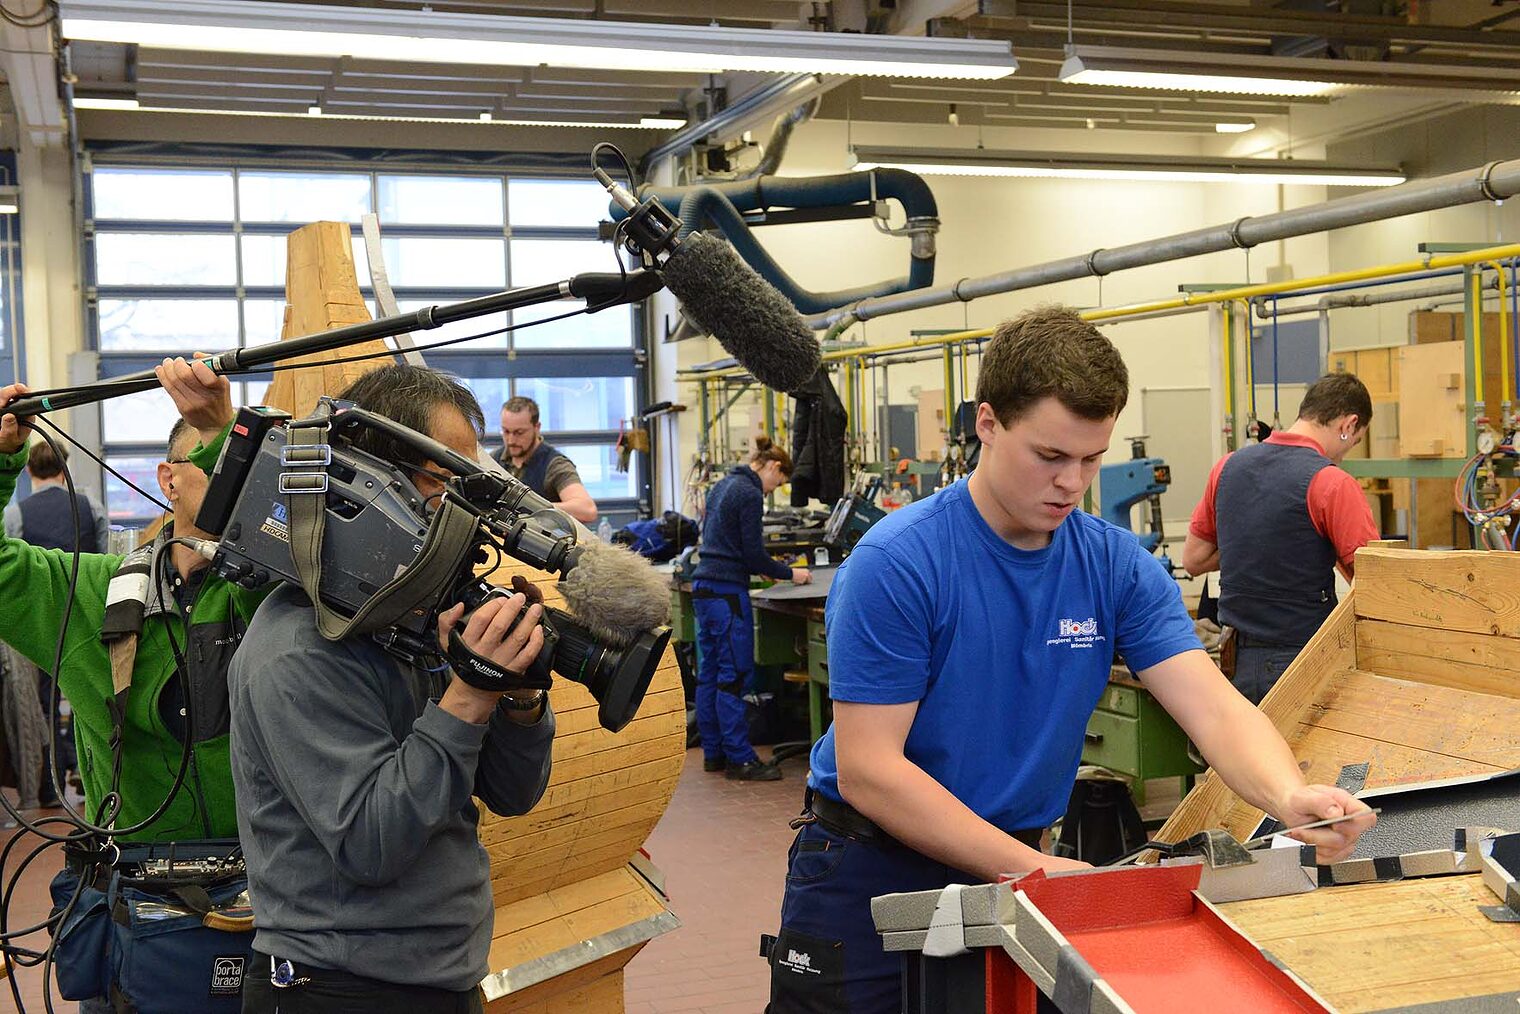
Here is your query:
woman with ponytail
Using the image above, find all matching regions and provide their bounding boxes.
[690,436,811,781]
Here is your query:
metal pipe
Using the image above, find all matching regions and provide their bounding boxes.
[1249,267,1465,315]
[805,158,1520,330]
[640,73,834,174]
[1253,276,1485,319]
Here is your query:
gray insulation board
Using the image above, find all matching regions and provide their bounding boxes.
[1248,768,1520,860]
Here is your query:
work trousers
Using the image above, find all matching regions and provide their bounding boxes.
[242,953,482,1014]
[1231,636,1305,706]
[692,579,760,766]
[769,820,986,1014]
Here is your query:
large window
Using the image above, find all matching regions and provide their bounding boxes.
[87,159,646,527]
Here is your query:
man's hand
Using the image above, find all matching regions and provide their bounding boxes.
[1273,784,1377,864]
[790,567,812,585]
[436,590,546,725]
[156,353,233,446]
[0,383,31,456]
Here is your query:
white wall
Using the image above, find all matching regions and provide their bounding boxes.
[668,117,1336,516]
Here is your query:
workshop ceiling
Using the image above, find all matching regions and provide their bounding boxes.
[59,1,1520,140]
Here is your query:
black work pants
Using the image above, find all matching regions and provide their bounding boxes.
[242,952,483,1014]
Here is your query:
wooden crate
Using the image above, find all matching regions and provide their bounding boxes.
[1157,546,1520,1011]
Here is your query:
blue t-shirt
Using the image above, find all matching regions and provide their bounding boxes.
[808,479,1201,833]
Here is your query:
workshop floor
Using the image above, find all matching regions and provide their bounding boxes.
[0,758,1183,1014]
[2,792,78,1013]
[624,745,804,1014]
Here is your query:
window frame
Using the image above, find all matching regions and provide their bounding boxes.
[85,150,649,528]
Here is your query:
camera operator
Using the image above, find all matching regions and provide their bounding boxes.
[0,358,266,1013]
[228,364,556,1014]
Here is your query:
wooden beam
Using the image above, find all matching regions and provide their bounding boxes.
[1356,620,1520,700]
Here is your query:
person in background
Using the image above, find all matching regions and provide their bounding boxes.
[497,395,599,524]
[1183,371,1379,704]
[2,441,111,810]
[691,436,811,783]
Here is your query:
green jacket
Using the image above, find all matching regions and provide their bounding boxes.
[0,427,270,841]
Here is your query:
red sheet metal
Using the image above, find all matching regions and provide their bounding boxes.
[1013,866,1327,1013]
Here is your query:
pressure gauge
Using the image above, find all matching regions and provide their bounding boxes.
[1477,429,1498,455]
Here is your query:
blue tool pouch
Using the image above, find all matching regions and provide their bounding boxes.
[49,839,254,1012]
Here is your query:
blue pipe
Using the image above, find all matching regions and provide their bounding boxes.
[1510,257,1519,416]
[615,169,938,317]
[1271,297,1281,422]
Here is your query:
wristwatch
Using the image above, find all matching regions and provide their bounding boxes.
[501,689,547,716]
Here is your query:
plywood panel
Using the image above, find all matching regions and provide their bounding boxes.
[1354,546,1520,637]
[1222,874,1520,1013]
[485,951,635,1014]
[1396,342,1466,458]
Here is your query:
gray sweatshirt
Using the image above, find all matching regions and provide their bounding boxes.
[227,584,555,991]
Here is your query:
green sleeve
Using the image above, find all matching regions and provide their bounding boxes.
[188,421,234,476]
[0,446,120,673]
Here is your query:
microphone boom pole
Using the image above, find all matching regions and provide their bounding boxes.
[4,270,661,418]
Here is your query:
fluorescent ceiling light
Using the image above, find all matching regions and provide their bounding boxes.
[80,102,683,128]
[850,146,1406,187]
[0,185,18,214]
[478,110,492,121]
[60,0,1017,79]
[1214,120,1256,134]
[640,116,689,129]
[72,95,140,110]
[1059,45,1520,98]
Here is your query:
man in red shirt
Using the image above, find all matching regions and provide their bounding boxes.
[1183,373,1379,704]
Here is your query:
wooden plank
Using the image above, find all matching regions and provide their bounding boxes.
[489,875,666,967]
[485,951,634,1013]
[1222,874,1520,1013]
[1302,669,1520,772]
[1396,342,1466,459]
[1356,620,1520,699]
[490,797,672,866]
[492,868,645,938]
[549,726,686,785]
[1156,594,1357,844]
[1354,546,1520,637]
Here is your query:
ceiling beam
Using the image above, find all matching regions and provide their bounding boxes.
[1,17,65,147]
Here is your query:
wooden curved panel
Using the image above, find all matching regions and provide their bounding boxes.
[477,556,685,908]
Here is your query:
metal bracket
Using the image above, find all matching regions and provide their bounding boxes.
[279,472,329,494]
[280,443,332,467]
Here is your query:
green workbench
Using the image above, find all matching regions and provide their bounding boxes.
[1082,673,1202,805]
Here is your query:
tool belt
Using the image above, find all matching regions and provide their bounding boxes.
[49,838,254,1013]
[794,788,1044,852]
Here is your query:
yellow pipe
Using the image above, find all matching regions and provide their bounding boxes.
[1487,261,1512,406]
[1221,302,1234,445]
[1472,270,1486,408]
[676,241,1520,381]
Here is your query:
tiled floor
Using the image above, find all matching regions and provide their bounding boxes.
[624,746,806,1014]
[1,794,77,1013]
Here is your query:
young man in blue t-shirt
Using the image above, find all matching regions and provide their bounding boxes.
[767,306,1376,1014]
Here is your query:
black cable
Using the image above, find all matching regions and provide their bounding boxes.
[32,414,170,519]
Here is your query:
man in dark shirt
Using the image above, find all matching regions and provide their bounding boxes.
[230,366,556,1012]
[497,395,598,524]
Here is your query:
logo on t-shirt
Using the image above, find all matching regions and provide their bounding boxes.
[1048,616,1106,650]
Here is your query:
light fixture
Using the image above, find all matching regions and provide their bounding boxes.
[1214,119,1256,134]
[850,146,1406,187]
[73,102,686,128]
[478,110,492,122]
[639,116,688,129]
[60,0,1018,79]
[1059,45,1520,98]
[72,95,140,110]
[0,186,18,215]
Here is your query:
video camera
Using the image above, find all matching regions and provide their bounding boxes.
[196,400,669,733]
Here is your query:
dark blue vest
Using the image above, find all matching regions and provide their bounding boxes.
[1215,441,1337,647]
[517,441,566,500]
[18,484,100,554]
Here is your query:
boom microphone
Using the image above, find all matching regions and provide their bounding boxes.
[660,232,823,394]
[597,165,822,394]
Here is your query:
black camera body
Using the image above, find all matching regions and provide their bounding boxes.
[197,404,668,732]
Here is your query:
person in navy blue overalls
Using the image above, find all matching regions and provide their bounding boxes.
[692,437,811,782]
